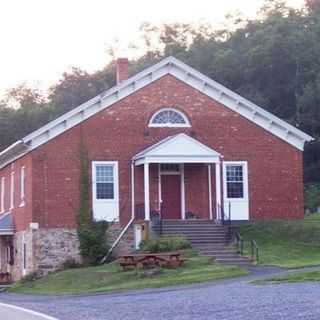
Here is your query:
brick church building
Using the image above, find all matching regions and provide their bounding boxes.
[0,57,313,280]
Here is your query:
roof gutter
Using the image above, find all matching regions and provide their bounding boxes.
[0,140,29,169]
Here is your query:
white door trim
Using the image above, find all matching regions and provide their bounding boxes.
[92,161,119,222]
[222,161,249,220]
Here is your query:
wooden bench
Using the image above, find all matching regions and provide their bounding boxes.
[119,252,184,270]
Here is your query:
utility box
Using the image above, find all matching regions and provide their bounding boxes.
[134,221,149,250]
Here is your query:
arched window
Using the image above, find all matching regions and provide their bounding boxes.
[149,108,190,127]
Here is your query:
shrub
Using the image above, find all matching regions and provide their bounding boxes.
[61,258,81,270]
[78,220,109,265]
[139,236,191,253]
[305,183,320,213]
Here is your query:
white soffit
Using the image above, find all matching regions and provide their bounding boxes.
[0,56,314,169]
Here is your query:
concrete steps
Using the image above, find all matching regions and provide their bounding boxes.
[161,219,253,267]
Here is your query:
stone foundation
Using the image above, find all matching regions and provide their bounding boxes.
[34,228,81,276]
[10,227,81,281]
[106,222,135,257]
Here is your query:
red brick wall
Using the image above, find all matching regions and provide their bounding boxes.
[0,74,305,230]
[0,154,33,232]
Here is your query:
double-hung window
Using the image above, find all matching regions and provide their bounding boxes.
[226,165,244,199]
[95,164,115,200]
[223,162,248,200]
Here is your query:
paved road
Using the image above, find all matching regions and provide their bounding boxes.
[1,269,320,320]
[0,302,58,320]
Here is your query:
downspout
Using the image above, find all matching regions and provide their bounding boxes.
[101,160,135,263]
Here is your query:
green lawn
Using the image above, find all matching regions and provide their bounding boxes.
[10,251,247,295]
[255,270,320,284]
[238,214,320,268]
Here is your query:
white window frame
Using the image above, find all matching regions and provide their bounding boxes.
[0,177,4,213]
[92,161,119,203]
[20,166,26,207]
[223,161,248,201]
[149,108,191,128]
[10,171,14,210]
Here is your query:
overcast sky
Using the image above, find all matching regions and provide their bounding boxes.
[0,0,304,96]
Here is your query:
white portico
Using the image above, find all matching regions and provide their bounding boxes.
[132,133,223,221]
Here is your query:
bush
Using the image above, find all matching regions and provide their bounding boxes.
[61,258,81,270]
[78,220,109,265]
[139,236,191,253]
[305,183,320,213]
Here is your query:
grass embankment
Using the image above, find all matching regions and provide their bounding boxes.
[255,270,320,284]
[238,214,320,268]
[10,250,247,295]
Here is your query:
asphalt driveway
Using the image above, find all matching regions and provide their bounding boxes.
[1,268,320,320]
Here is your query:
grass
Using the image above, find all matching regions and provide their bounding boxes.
[238,213,320,268]
[254,270,320,284]
[10,250,247,295]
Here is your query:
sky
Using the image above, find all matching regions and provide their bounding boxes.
[0,0,304,97]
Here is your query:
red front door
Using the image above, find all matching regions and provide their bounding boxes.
[161,175,181,219]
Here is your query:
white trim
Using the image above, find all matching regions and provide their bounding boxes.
[158,164,161,212]
[149,108,191,128]
[134,133,221,166]
[19,166,26,207]
[222,161,249,220]
[0,302,59,320]
[180,164,186,220]
[9,172,14,210]
[223,161,249,201]
[92,161,119,222]
[144,163,150,221]
[92,161,119,202]
[0,177,4,213]
[208,164,213,220]
[0,56,312,169]
[215,162,222,220]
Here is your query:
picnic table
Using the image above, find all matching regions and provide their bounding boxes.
[119,252,184,270]
[0,272,11,284]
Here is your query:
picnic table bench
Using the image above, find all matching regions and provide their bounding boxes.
[119,252,184,270]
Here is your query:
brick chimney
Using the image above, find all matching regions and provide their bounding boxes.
[116,58,129,84]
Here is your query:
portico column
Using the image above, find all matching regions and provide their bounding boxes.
[208,164,213,220]
[215,161,222,220]
[144,162,150,221]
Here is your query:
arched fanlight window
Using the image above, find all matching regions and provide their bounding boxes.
[149,108,190,127]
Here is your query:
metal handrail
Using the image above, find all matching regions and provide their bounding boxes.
[234,232,259,262]
[234,232,244,255]
[217,203,231,225]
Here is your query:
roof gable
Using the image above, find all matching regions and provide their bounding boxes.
[0,56,314,169]
[133,133,221,165]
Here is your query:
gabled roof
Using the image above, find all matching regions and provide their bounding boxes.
[0,56,314,169]
[133,133,221,165]
[0,212,14,235]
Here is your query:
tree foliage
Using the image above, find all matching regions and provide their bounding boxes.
[0,0,319,182]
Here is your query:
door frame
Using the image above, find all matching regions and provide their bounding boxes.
[158,164,185,219]
[222,161,249,220]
